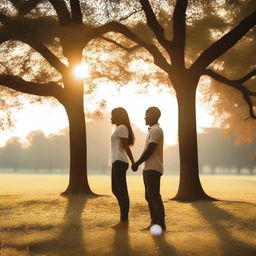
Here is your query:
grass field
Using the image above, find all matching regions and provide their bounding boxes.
[0,174,256,256]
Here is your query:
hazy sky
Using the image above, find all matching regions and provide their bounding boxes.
[1,80,214,148]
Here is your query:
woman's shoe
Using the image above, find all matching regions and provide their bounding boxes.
[111,221,129,229]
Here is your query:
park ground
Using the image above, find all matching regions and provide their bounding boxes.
[0,174,256,256]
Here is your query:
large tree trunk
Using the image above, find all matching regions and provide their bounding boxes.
[61,85,93,195]
[173,84,214,201]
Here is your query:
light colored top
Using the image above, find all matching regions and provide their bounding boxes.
[111,124,129,164]
[143,123,164,173]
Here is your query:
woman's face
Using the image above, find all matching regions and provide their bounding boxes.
[111,112,117,125]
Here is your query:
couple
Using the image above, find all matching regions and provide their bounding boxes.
[110,106,166,232]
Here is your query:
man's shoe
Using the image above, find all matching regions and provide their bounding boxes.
[140,225,152,231]
[160,224,166,231]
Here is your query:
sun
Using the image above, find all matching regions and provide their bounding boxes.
[73,63,90,79]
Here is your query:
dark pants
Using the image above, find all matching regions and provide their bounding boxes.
[111,160,129,221]
[143,170,166,229]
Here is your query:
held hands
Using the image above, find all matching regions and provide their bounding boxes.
[131,162,139,172]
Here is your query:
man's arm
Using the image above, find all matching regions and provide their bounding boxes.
[132,143,157,171]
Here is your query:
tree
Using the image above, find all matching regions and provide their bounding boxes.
[97,0,256,201]
[0,0,133,195]
[0,0,255,201]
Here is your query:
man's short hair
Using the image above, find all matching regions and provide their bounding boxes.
[147,106,161,120]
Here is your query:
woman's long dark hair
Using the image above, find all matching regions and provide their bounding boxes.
[112,107,135,146]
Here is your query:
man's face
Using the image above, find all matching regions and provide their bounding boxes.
[145,111,155,126]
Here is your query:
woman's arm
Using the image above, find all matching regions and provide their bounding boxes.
[121,138,134,164]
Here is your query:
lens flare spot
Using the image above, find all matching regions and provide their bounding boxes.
[74,64,90,79]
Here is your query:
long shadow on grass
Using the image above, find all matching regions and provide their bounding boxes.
[152,234,177,256]
[55,195,88,256]
[111,229,177,256]
[111,229,132,256]
[17,195,91,256]
[192,201,256,256]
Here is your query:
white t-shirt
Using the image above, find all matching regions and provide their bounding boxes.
[111,124,129,164]
[143,124,164,173]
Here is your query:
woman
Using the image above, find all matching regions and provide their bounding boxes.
[110,107,135,229]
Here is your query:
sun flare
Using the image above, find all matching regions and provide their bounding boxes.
[73,63,90,79]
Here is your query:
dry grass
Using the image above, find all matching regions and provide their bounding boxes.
[0,174,256,256]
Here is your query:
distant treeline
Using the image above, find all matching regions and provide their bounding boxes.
[198,129,256,175]
[0,122,255,175]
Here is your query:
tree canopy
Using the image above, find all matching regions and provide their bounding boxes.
[0,1,255,138]
[0,0,255,198]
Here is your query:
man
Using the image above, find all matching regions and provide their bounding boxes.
[132,106,166,231]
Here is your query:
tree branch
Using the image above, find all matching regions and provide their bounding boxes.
[0,62,12,75]
[171,0,188,68]
[100,36,141,52]
[26,42,68,75]
[234,69,256,84]
[0,15,67,75]
[70,0,83,24]
[139,0,171,54]
[117,8,143,22]
[0,12,9,23]
[191,11,256,73]
[47,0,71,26]
[0,74,64,99]
[90,22,171,73]
[204,69,256,119]
[9,0,42,16]
[0,28,10,45]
